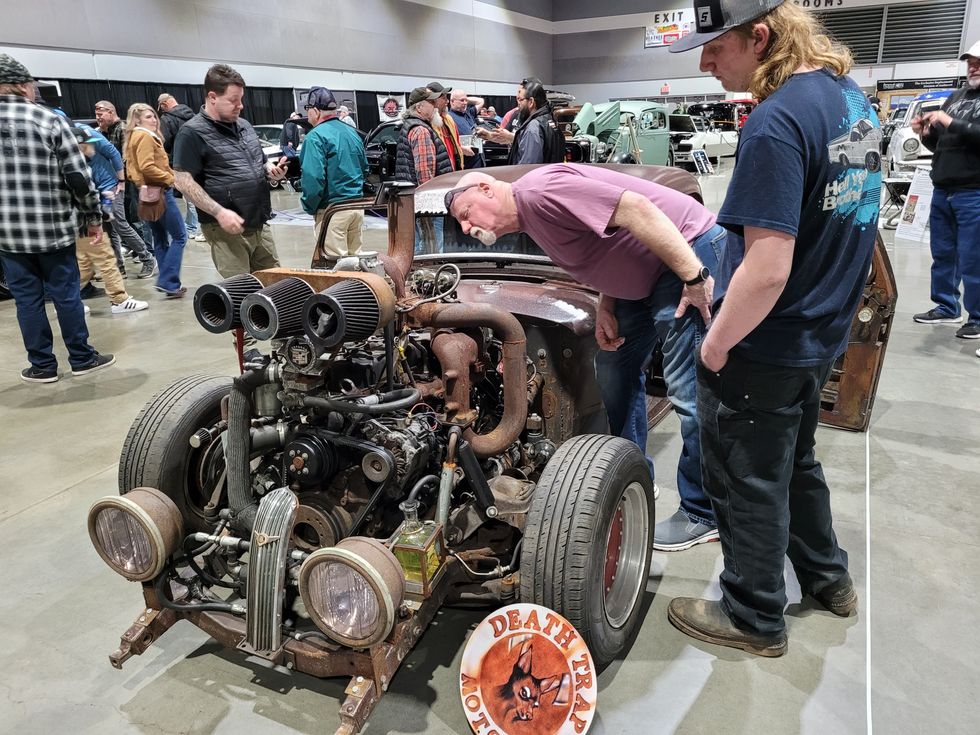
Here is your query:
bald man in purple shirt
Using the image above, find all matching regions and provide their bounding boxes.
[445,164,728,551]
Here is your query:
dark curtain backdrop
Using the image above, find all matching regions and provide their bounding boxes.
[56,79,294,125]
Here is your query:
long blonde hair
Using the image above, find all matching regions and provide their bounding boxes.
[123,102,158,151]
[734,3,853,101]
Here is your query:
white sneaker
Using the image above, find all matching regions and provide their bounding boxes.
[976,348,980,358]
[83,304,91,316]
[111,297,149,315]
[194,233,207,242]
[653,482,661,500]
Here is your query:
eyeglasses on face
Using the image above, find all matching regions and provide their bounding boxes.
[443,183,479,213]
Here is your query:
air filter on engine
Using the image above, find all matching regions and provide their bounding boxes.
[241,277,316,341]
[193,274,264,333]
[302,279,384,349]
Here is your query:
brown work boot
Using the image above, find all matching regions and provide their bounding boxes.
[667,597,788,657]
[811,573,858,617]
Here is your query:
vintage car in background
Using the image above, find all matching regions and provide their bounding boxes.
[555,100,674,166]
[669,114,739,166]
[363,119,509,188]
[687,98,757,131]
[86,164,895,735]
[880,104,908,154]
[885,89,953,178]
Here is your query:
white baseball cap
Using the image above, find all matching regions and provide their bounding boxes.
[960,40,980,60]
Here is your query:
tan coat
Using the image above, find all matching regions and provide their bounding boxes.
[125,127,174,188]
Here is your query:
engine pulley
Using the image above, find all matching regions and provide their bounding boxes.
[284,433,337,487]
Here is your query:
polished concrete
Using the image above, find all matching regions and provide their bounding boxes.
[1,168,978,735]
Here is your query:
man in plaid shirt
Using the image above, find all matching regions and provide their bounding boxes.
[0,54,115,383]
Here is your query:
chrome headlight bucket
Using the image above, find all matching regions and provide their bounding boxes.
[87,487,184,582]
[298,537,405,648]
[902,138,919,154]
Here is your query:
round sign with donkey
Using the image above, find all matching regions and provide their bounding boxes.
[459,603,598,735]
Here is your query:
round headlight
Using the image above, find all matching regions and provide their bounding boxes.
[87,487,184,582]
[298,537,405,648]
[903,138,919,154]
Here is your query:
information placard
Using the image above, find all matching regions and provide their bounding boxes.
[895,167,933,243]
[691,149,714,175]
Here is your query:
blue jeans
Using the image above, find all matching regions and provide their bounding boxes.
[184,200,200,233]
[0,246,96,371]
[595,224,726,525]
[928,187,980,323]
[148,188,187,293]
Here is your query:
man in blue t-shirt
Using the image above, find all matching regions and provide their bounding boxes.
[666,0,881,657]
[448,89,485,169]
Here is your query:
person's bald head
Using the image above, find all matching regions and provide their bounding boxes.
[450,89,469,112]
[444,172,517,244]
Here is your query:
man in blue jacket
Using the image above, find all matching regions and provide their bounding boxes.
[299,86,368,257]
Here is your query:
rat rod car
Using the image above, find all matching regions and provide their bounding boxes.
[87,164,896,734]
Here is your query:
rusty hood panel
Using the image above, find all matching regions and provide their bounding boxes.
[454,279,598,337]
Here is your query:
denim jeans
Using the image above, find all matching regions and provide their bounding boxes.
[148,188,187,293]
[1,246,96,371]
[594,223,726,525]
[184,200,200,233]
[928,187,980,323]
[696,351,849,635]
[110,193,153,264]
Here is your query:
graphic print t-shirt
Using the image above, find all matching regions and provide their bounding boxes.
[715,69,882,367]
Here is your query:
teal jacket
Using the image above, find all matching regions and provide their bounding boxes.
[299,117,367,214]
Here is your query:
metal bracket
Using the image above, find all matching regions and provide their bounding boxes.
[335,676,378,735]
[108,606,177,669]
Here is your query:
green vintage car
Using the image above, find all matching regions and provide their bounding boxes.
[556,100,674,167]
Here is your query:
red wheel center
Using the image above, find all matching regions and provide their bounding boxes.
[604,504,625,596]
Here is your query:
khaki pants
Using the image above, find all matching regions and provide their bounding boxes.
[76,232,129,305]
[314,209,364,258]
[201,222,280,279]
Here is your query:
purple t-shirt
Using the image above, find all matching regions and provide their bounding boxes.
[511,164,716,300]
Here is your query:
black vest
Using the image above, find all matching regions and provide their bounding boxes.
[395,116,454,184]
[508,106,565,165]
[182,111,271,231]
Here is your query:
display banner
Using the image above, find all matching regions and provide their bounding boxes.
[895,167,934,243]
[377,94,406,122]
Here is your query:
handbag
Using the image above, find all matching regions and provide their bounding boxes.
[138,194,166,222]
[139,185,162,203]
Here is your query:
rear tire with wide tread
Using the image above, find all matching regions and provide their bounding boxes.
[118,374,232,533]
[520,434,654,669]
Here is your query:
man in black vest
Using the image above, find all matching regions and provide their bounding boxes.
[507,78,565,165]
[172,64,287,280]
[395,87,454,253]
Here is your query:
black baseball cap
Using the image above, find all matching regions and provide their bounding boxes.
[306,86,338,110]
[408,87,442,106]
[669,0,787,53]
[426,81,451,95]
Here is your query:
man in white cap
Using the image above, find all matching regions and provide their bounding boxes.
[337,105,357,128]
[666,0,882,656]
[0,53,115,382]
[910,40,980,340]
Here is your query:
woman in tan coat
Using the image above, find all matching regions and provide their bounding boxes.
[124,103,186,298]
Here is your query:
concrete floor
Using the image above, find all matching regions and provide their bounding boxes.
[1,166,978,735]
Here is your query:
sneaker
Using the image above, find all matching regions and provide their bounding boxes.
[164,287,188,300]
[119,266,127,278]
[137,261,157,279]
[83,304,91,316]
[954,322,980,339]
[111,297,149,315]
[80,283,106,300]
[194,233,207,242]
[667,597,787,657]
[976,348,980,358]
[653,510,719,551]
[653,482,660,501]
[810,573,858,617]
[913,308,962,324]
[71,353,116,376]
[21,366,58,383]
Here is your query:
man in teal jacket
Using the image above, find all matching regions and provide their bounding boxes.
[300,86,368,257]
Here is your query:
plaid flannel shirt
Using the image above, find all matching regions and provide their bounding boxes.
[408,124,438,184]
[0,95,100,255]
